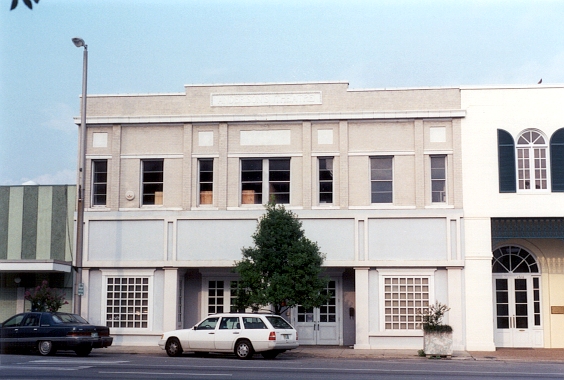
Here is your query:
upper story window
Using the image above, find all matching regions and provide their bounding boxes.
[498,128,564,193]
[91,160,107,206]
[370,157,393,203]
[241,158,290,205]
[198,159,213,205]
[318,157,333,204]
[431,155,447,203]
[517,130,548,191]
[142,160,163,205]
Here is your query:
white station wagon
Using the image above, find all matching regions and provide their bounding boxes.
[158,313,299,359]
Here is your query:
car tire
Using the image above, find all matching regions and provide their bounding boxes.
[165,337,183,357]
[234,339,254,360]
[75,347,92,357]
[261,350,282,359]
[37,341,56,356]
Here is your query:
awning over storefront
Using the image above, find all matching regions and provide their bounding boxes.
[492,218,564,246]
[0,260,72,273]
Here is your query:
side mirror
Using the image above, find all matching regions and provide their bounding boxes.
[192,325,196,330]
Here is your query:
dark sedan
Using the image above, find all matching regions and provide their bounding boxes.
[0,312,112,356]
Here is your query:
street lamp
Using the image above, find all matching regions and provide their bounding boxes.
[72,37,87,315]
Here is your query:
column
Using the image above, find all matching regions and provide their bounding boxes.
[354,267,370,349]
[163,268,179,333]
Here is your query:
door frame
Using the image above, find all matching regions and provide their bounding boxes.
[291,277,342,345]
[492,273,543,348]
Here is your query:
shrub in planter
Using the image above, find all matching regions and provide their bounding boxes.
[421,301,453,357]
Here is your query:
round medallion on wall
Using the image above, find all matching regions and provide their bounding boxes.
[125,191,135,201]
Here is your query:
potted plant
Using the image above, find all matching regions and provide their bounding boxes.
[421,301,453,358]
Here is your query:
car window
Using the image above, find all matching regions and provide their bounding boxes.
[242,317,267,329]
[2,314,25,327]
[196,317,219,330]
[52,313,89,324]
[265,316,293,329]
[219,317,240,330]
[22,314,40,327]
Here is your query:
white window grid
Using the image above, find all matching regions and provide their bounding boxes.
[208,280,225,314]
[516,130,549,191]
[105,277,149,328]
[383,276,430,330]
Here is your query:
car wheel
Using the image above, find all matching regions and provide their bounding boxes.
[75,347,92,357]
[37,341,56,356]
[234,339,254,360]
[165,337,183,357]
[261,350,281,359]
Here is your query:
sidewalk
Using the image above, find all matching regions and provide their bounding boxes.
[101,345,564,362]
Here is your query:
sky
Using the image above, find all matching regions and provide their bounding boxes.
[1,0,564,186]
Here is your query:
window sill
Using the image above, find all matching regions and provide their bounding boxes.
[349,205,416,210]
[86,207,111,212]
[312,205,341,210]
[425,204,454,209]
[191,206,219,211]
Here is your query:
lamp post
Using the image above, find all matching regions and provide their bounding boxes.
[72,37,87,315]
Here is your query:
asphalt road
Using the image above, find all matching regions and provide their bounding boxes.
[1,351,564,380]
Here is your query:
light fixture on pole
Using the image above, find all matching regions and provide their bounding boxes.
[72,37,88,315]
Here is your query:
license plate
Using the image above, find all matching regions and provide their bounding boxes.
[91,332,99,338]
[282,334,290,339]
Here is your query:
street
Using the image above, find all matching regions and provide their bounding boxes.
[1,351,564,380]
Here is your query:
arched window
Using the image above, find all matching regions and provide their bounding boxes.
[492,246,539,273]
[516,130,548,191]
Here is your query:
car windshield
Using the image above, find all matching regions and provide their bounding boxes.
[265,316,293,329]
[52,314,89,324]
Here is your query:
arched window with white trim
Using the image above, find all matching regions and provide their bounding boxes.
[516,129,548,191]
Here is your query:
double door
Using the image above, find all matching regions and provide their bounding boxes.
[292,280,340,345]
[493,275,543,347]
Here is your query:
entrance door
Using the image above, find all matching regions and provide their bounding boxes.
[293,280,340,345]
[492,246,543,348]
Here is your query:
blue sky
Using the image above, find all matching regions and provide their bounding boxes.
[1,0,563,185]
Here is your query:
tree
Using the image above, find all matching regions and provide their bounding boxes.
[24,280,68,312]
[10,0,39,10]
[234,202,329,315]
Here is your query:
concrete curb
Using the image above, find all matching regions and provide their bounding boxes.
[98,345,564,363]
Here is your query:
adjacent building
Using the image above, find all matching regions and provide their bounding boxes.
[0,185,76,321]
[460,85,564,349]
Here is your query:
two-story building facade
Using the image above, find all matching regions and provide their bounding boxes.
[77,82,467,349]
[460,85,564,349]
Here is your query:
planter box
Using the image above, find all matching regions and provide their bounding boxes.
[424,331,453,357]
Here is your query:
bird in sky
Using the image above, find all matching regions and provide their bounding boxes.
[538,78,542,84]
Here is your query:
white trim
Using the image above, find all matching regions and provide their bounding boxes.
[349,151,415,156]
[376,268,437,333]
[228,152,302,158]
[0,261,72,273]
[121,154,183,159]
[77,110,466,125]
[100,269,155,334]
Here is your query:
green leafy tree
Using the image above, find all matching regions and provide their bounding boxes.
[24,280,68,312]
[234,202,329,315]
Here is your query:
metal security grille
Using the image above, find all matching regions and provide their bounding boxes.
[384,277,429,330]
[106,277,149,328]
